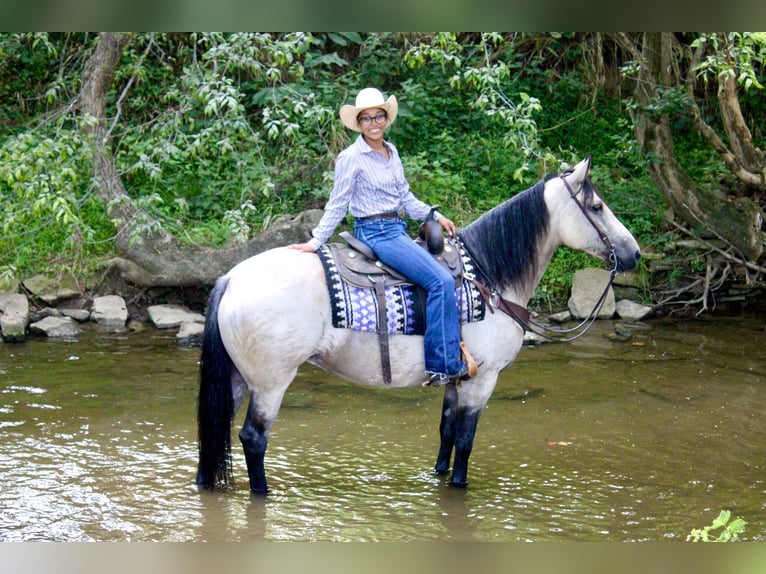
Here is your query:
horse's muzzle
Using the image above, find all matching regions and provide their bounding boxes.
[616,249,641,272]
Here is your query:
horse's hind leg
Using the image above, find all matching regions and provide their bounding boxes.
[239,393,271,495]
[434,383,459,475]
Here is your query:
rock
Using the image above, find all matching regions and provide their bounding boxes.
[60,309,91,322]
[297,208,324,226]
[548,310,571,323]
[147,304,205,329]
[615,299,654,321]
[37,308,63,318]
[29,316,84,338]
[523,331,546,345]
[127,319,148,333]
[567,268,616,320]
[91,295,128,329]
[22,272,80,304]
[0,293,29,342]
[606,329,632,342]
[176,321,205,347]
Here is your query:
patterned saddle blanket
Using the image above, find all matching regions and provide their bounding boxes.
[317,238,485,336]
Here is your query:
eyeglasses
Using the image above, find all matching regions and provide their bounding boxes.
[358,112,387,126]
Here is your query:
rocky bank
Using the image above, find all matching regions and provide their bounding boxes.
[1,265,652,347]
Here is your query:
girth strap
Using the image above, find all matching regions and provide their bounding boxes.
[371,277,393,384]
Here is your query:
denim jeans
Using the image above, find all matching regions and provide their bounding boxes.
[354,218,465,376]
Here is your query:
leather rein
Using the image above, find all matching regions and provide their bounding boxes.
[463,174,618,343]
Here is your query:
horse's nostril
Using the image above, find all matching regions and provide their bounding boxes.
[635,250,641,261]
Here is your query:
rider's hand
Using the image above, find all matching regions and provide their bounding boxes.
[437,216,457,237]
[286,243,317,253]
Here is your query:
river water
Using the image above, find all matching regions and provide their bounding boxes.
[1,314,764,542]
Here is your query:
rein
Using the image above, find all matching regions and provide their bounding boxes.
[460,174,618,343]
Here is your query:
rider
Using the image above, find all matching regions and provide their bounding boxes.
[287,87,474,385]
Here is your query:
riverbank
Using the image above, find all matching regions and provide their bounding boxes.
[3,260,765,347]
[0,265,655,347]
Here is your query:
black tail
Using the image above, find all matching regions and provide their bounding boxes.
[196,276,235,490]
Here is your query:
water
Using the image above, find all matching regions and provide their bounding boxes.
[1,315,764,541]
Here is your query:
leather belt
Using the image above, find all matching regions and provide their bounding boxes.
[357,212,399,221]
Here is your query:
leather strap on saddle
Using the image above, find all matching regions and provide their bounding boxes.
[339,231,377,261]
[370,277,393,385]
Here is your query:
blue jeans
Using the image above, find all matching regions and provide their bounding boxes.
[354,218,465,376]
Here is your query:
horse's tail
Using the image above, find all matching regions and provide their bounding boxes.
[196,275,235,490]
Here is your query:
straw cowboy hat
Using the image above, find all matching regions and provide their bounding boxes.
[339,88,398,132]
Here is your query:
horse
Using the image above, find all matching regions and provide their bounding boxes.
[196,156,641,494]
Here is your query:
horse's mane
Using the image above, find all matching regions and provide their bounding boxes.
[459,173,554,291]
[460,170,598,291]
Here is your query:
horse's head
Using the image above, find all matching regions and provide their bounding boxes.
[546,156,641,272]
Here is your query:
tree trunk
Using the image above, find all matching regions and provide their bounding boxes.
[78,33,312,287]
[628,32,763,262]
[717,72,765,182]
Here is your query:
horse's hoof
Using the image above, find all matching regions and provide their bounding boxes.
[434,467,450,476]
[450,479,468,488]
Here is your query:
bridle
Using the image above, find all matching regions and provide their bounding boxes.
[464,172,618,343]
[560,172,618,273]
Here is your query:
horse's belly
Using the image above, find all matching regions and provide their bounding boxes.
[310,330,427,388]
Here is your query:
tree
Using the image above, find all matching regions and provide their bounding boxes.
[77,32,313,286]
[3,32,764,310]
[616,33,765,282]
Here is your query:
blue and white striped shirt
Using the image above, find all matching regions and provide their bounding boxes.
[308,135,439,250]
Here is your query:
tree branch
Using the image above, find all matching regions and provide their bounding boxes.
[669,217,766,274]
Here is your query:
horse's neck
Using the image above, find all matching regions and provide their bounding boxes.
[498,235,559,308]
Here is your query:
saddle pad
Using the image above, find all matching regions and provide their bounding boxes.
[317,243,485,336]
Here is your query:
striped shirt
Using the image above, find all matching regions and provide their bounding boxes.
[308,135,440,250]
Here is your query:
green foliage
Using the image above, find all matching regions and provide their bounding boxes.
[0,31,715,299]
[692,33,766,91]
[533,249,600,310]
[0,115,115,277]
[687,510,747,542]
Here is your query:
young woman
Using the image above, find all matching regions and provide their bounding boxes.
[288,88,472,384]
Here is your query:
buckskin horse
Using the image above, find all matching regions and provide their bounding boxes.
[196,156,641,494]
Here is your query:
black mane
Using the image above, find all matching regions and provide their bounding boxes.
[459,174,555,291]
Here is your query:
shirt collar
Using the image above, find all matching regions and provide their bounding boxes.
[356,134,390,155]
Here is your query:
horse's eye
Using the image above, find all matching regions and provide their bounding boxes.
[591,203,603,212]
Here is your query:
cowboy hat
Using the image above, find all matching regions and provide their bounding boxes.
[339,88,398,132]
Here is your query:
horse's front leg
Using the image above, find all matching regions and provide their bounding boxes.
[434,383,459,475]
[239,394,270,495]
[449,405,482,487]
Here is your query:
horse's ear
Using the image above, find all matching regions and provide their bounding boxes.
[567,156,591,187]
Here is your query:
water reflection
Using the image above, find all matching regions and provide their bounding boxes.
[0,316,764,541]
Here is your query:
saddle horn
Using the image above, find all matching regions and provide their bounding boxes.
[418,205,445,255]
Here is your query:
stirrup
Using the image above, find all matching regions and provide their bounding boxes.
[423,372,460,387]
[422,363,475,387]
[460,341,478,378]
